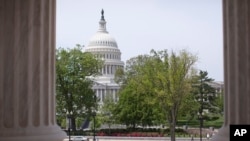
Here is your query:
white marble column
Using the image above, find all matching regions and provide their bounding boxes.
[96,89,98,99]
[0,0,66,141]
[111,65,113,74]
[114,65,116,74]
[212,0,250,140]
[105,65,108,75]
[100,89,103,102]
[109,65,111,74]
[112,89,115,101]
[107,65,110,74]
[103,66,105,75]
[99,89,101,102]
[110,65,112,74]
[110,65,113,74]
[104,88,107,99]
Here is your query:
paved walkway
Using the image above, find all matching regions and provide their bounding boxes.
[64,136,212,141]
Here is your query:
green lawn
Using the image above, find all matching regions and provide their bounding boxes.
[177,116,224,128]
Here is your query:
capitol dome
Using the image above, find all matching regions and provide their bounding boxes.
[85,9,124,104]
[85,9,118,49]
[88,32,118,48]
[85,9,124,79]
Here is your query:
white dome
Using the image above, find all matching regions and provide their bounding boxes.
[87,32,118,48]
[85,9,125,105]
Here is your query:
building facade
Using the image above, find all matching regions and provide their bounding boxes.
[208,81,224,96]
[84,10,124,104]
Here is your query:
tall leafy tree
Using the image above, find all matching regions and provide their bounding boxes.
[115,49,197,141]
[178,89,200,124]
[192,70,219,120]
[214,91,224,115]
[114,55,164,128]
[98,94,116,135]
[149,49,197,141]
[56,45,103,130]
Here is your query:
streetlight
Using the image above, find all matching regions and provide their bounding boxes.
[198,81,204,141]
[67,111,73,141]
[198,110,204,141]
[92,95,97,141]
[92,111,96,141]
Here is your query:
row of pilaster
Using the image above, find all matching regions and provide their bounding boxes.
[101,64,123,75]
[95,88,118,103]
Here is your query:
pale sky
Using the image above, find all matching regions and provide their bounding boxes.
[56,0,223,81]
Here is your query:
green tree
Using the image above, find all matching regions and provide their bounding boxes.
[115,49,197,141]
[149,49,197,141]
[192,70,219,121]
[178,91,200,124]
[177,69,200,123]
[114,55,164,128]
[99,94,116,135]
[214,91,224,115]
[56,45,103,130]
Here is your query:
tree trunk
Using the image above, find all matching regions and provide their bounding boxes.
[169,109,177,141]
[132,122,136,129]
[108,124,111,135]
[170,122,176,141]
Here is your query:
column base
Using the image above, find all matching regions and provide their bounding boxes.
[0,125,66,141]
[211,125,229,141]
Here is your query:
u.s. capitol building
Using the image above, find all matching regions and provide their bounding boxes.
[84,10,124,104]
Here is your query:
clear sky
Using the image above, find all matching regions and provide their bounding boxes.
[56,0,223,81]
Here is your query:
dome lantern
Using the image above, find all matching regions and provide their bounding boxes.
[98,9,108,33]
[86,9,119,48]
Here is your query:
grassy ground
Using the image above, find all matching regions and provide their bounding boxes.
[176,116,224,128]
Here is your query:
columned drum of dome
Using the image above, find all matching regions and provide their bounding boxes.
[84,9,124,104]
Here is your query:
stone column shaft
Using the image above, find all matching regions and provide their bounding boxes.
[114,65,116,74]
[109,64,110,74]
[109,65,111,74]
[110,65,114,74]
[100,89,103,102]
[113,89,115,101]
[99,89,101,100]
[213,0,250,140]
[0,0,66,140]
[105,65,107,75]
[107,65,109,74]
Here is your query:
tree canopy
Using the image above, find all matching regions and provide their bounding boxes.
[192,70,221,121]
[115,49,197,141]
[56,45,103,130]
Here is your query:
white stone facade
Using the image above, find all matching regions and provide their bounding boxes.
[84,10,124,104]
[207,81,224,98]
